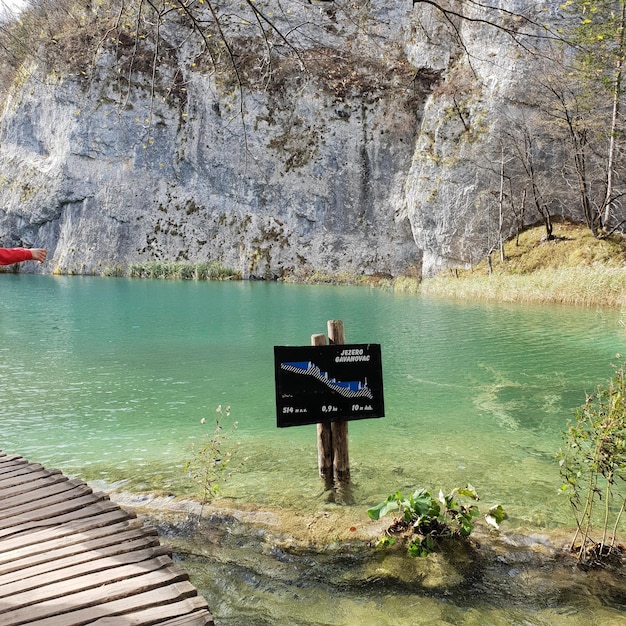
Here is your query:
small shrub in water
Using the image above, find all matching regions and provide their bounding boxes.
[368,485,506,557]
[184,405,244,506]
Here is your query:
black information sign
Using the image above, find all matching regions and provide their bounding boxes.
[274,343,384,428]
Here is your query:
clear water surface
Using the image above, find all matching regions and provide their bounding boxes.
[2,274,626,624]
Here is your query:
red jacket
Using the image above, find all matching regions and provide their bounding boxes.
[0,248,33,265]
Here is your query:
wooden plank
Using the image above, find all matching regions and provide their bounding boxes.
[0,478,88,514]
[0,463,45,482]
[0,545,173,599]
[0,463,30,478]
[0,470,64,494]
[0,508,135,551]
[0,566,192,625]
[0,555,182,611]
[0,499,123,539]
[88,597,213,626]
[0,481,94,521]
[0,456,34,467]
[0,520,153,574]
[0,456,29,472]
[0,472,68,501]
[159,614,214,626]
[0,534,165,587]
[0,453,22,461]
[0,491,110,529]
[23,582,207,626]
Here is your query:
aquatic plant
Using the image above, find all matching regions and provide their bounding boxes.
[367,485,506,557]
[558,358,626,566]
[128,260,240,280]
[101,264,124,277]
[184,405,244,506]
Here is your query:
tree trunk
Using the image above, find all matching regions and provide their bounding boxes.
[601,2,626,230]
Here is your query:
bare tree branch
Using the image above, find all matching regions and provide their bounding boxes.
[412,0,565,53]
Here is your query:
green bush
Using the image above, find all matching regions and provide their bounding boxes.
[558,359,626,566]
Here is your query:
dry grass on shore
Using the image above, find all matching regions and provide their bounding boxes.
[418,222,626,308]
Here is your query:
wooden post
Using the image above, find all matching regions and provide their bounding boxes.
[312,332,333,488]
[327,320,350,484]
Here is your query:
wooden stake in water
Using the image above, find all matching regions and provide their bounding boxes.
[312,332,333,489]
[327,319,350,484]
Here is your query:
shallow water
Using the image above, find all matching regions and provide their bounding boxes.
[163,510,626,626]
[2,274,626,623]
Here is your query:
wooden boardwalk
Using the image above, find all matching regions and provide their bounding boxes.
[0,451,214,625]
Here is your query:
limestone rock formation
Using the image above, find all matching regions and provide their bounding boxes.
[0,1,570,278]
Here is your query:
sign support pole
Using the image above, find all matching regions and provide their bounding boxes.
[328,320,350,484]
[312,332,333,489]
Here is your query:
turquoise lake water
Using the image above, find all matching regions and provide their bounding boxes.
[4,274,626,625]
[2,274,626,530]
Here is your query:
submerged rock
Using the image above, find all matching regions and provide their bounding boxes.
[108,490,626,624]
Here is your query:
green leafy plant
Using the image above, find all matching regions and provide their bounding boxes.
[368,485,506,557]
[558,358,626,566]
[184,405,244,506]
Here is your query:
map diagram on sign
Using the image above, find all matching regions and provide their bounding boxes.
[279,361,374,399]
[274,343,384,427]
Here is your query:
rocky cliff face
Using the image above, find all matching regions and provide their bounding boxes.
[0,0,565,278]
[404,0,569,276]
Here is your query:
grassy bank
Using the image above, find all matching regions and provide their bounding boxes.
[418,222,626,307]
